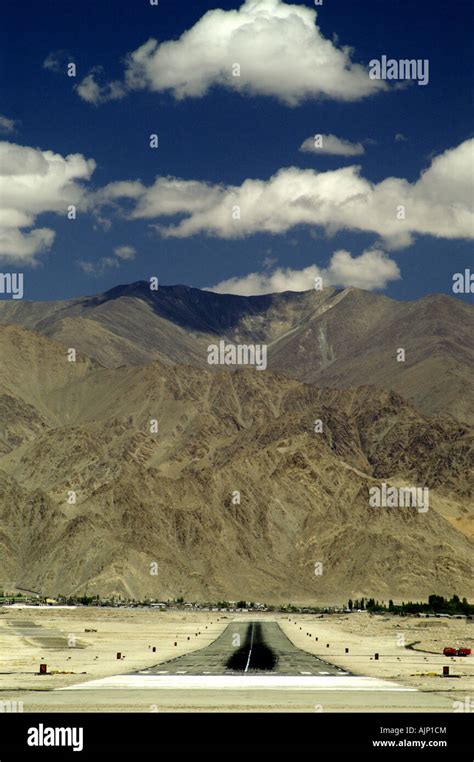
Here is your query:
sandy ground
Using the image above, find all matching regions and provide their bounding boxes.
[279,613,474,693]
[0,607,472,712]
[0,606,226,691]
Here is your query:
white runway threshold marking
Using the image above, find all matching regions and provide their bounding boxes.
[59,675,416,691]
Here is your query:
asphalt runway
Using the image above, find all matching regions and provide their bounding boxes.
[145,620,346,676]
[2,620,457,711]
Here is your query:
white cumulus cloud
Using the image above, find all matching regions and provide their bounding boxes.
[78,244,138,277]
[97,139,474,250]
[75,69,126,105]
[114,245,137,260]
[300,134,365,156]
[76,0,385,106]
[0,141,96,264]
[207,248,400,295]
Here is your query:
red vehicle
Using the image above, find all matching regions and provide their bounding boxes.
[443,646,471,656]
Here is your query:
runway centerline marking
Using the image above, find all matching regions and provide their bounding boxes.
[244,623,255,673]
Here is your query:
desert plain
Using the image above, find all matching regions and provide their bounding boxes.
[0,606,472,712]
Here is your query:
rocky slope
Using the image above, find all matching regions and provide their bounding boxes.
[0,283,471,423]
[0,325,472,602]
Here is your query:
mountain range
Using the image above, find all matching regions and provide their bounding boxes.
[0,282,471,423]
[0,284,472,601]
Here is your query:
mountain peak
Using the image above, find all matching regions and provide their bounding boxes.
[0,282,471,423]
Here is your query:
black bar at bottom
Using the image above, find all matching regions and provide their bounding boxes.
[0,712,471,757]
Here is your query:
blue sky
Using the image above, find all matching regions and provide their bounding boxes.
[0,0,472,301]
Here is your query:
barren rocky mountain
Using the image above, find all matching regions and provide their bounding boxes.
[0,283,472,423]
[0,325,472,602]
